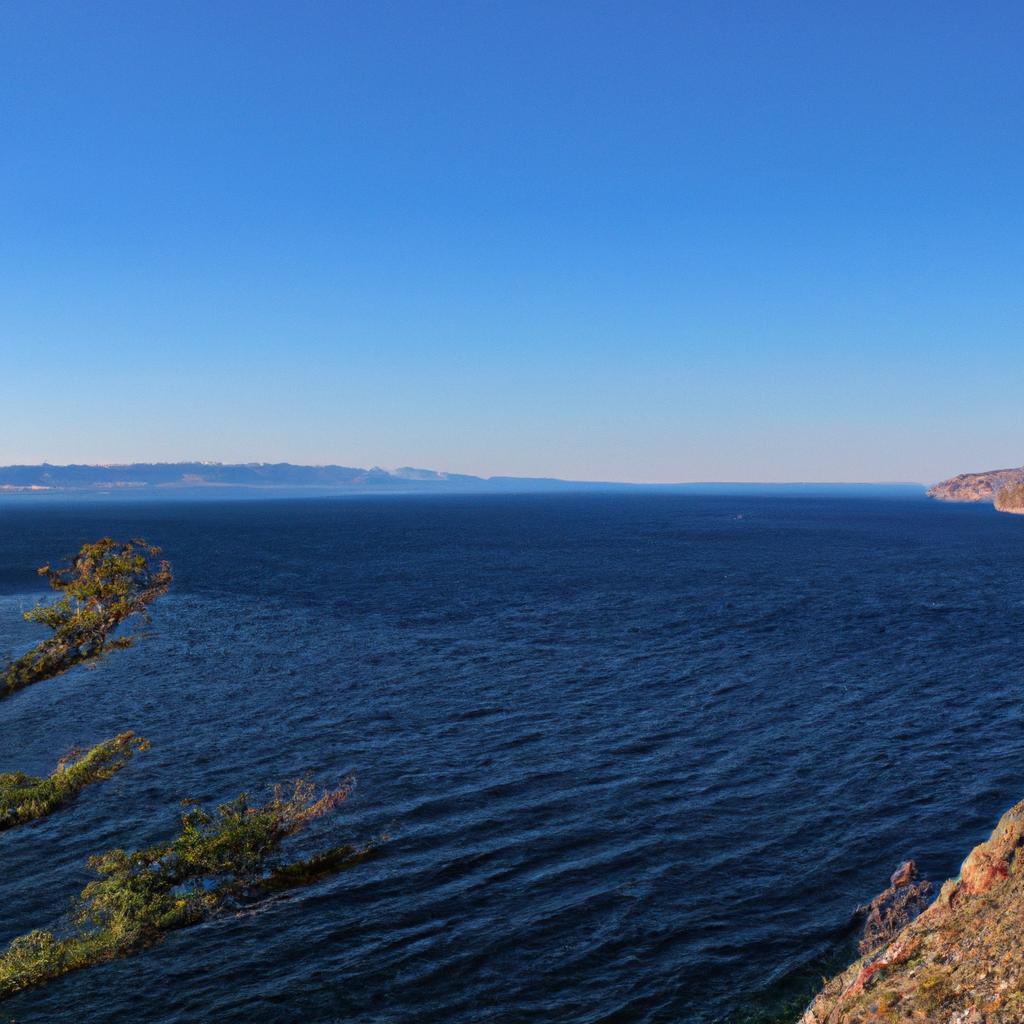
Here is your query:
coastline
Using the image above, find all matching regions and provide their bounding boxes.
[799,802,1024,1022]
[928,466,1024,515]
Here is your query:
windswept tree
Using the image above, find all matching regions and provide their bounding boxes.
[2,538,172,699]
[0,536,376,1006]
[0,778,374,1000]
[0,732,149,831]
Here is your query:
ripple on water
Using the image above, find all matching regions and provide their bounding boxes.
[1,493,1023,1023]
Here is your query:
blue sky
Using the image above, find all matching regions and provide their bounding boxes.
[1,1,1021,482]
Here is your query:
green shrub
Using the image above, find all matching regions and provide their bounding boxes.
[2,538,172,699]
[914,971,952,1012]
[0,732,148,831]
[0,778,372,1001]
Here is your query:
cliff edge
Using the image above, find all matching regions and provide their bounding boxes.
[993,484,1024,515]
[800,801,1024,1023]
[927,467,1024,504]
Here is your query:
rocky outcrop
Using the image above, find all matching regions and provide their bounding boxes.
[856,860,933,957]
[800,802,1024,1023]
[927,467,1024,503]
[993,484,1024,515]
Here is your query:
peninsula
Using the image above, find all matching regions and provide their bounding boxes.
[928,466,1024,510]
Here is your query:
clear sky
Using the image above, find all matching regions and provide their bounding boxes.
[1,1,1021,483]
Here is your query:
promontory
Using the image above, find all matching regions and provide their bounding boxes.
[928,466,1024,513]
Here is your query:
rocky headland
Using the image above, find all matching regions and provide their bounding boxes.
[927,467,1024,505]
[993,483,1024,515]
[799,801,1024,1023]
[927,466,1024,515]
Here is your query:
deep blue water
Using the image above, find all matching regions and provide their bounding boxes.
[2,492,1023,1023]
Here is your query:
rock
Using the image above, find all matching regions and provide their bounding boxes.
[927,466,1024,504]
[889,860,916,888]
[801,800,1024,1023]
[993,483,1024,515]
[857,859,933,957]
[958,802,1024,897]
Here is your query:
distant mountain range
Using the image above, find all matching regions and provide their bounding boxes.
[0,463,927,499]
[0,462,618,495]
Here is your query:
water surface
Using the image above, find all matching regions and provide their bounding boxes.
[1,493,1022,1022]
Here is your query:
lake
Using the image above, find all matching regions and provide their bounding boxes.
[2,492,1023,1022]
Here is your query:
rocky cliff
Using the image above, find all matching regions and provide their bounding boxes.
[800,801,1024,1023]
[927,467,1024,503]
[993,484,1024,515]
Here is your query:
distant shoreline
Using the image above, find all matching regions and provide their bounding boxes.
[0,462,926,499]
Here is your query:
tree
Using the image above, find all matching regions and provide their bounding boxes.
[0,780,373,1001]
[0,733,148,831]
[2,538,172,699]
[0,537,373,1003]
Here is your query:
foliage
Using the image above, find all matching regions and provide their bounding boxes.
[1,538,172,699]
[0,732,148,831]
[0,779,372,1001]
[0,538,374,1007]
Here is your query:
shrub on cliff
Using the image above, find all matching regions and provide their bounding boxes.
[1,538,172,699]
[0,732,148,831]
[0,778,373,1001]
